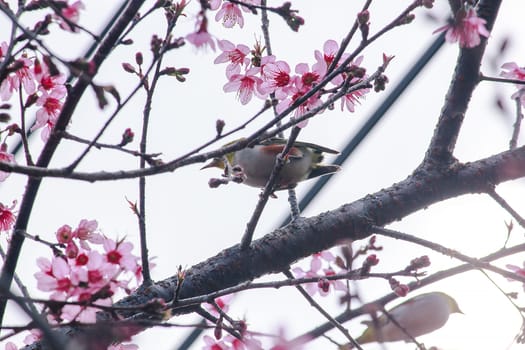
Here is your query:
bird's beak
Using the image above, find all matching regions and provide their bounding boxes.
[200,158,224,170]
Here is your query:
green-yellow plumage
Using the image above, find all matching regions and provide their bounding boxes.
[341,292,462,349]
[202,137,340,190]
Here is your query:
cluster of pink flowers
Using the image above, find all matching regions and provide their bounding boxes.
[0,1,83,145]
[34,219,142,324]
[183,0,370,127]
[216,39,369,126]
[500,62,525,105]
[0,200,16,232]
[186,0,260,51]
[0,48,67,142]
[292,250,347,297]
[434,7,489,48]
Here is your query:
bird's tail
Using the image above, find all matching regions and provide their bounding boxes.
[308,164,341,180]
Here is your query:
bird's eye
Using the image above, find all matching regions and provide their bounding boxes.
[232,165,243,173]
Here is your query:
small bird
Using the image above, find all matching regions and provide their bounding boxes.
[201,138,340,190]
[341,292,463,348]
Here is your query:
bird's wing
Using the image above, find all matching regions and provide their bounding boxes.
[259,143,304,159]
[260,137,339,154]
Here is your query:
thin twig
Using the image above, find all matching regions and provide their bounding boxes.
[487,186,525,229]
[326,0,372,76]
[510,90,524,150]
[282,270,364,350]
[194,306,242,339]
[17,85,34,166]
[480,74,525,86]
[170,267,419,312]
[259,0,300,221]
[61,131,161,162]
[372,225,525,282]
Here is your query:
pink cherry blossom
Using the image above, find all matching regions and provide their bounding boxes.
[103,238,139,272]
[223,66,267,105]
[338,56,369,113]
[0,143,15,181]
[275,79,322,128]
[215,3,244,28]
[0,41,8,58]
[35,256,72,297]
[31,98,60,140]
[501,62,525,81]
[507,263,525,291]
[312,39,347,86]
[74,218,103,249]
[186,15,216,51]
[23,328,43,345]
[261,60,293,99]
[61,297,112,323]
[31,83,67,141]
[214,40,250,75]
[25,58,68,141]
[56,224,73,243]
[5,342,18,350]
[14,57,37,95]
[310,251,336,271]
[295,63,321,89]
[55,0,85,32]
[203,294,235,318]
[202,335,227,350]
[34,60,67,96]
[292,265,323,296]
[0,74,17,101]
[223,334,263,350]
[341,87,369,113]
[0,57,37,100]
[292,250,347,296]
[208,0,222,10]
[434,7,489,48]
[319,267,346,296]
[65,241,79,259]
[507,263,525,276]
[500,62,525,103]
[274,63,325,127]
[0,200,16,232]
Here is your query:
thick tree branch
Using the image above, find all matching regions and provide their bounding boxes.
[424,0,502,164]
[26,145,525,348]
